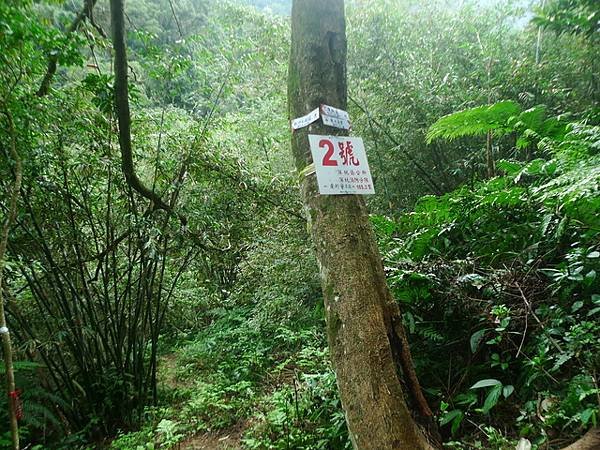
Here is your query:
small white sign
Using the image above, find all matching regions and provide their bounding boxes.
[320,104,350,121]
[291,108,320,130]
[308,135,375,195]
[322,114,351,130]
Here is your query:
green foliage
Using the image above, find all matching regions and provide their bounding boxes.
[426,101,522,143]
[243,370,350,450]
[532,0,600,39]
[0,361,67,444]
[426,100,570,158]
[348,0,598,208]
[110,428,156,450]
[376,110,599,447]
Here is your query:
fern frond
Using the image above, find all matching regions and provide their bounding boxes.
[509,105,547,133]
[535,155,600,204]
[426,101,521,143]
[24,387,70,411]
[542,122,600,164]
[23,402,62,429]
[416,325,444,343]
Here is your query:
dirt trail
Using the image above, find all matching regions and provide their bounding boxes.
[178,422,246,449]
[159,355,248,449]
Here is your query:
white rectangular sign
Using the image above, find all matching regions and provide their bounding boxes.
[308,135,375,195]
[291,107,320,130]
[320,104,350,121]
[322,114,351,130]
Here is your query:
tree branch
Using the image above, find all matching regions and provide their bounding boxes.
[109,0,179,219]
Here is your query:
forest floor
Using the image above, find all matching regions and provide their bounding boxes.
[178,422,246,450]
[159,354,249,449]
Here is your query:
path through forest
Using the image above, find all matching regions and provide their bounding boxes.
[179,423,246,450]
[160,355,247,449]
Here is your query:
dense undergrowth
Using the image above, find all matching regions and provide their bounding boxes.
[104,119,600,450]
[109,224,351,450]
[378,120,600,448]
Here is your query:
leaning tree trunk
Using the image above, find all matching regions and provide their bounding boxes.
[288,1,434,449]
[561,428,600,450]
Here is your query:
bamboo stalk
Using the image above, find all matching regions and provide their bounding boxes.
[1,107,23,450]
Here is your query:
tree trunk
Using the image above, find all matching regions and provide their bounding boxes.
[486,130,495,178]
[288,1,435,449]
[561,428,600,450]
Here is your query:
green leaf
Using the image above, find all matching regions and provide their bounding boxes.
[502,385,514,398]
[439,410,464,436]
[440,409,462,426]
[588,307,600,316]
[470,379,502,389]
[581,408,595,425]
[482,384,503,414]
[497,159,523,176]
[542,161,557,176]
[470,329,486,354]
[451,411,463,436]
[523,159,547,176]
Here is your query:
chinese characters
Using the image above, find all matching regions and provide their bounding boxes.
[338,140,359,166]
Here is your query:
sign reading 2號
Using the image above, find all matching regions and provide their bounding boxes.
[308,135,375,195]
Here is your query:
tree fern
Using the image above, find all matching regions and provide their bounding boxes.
[509,106,568,150]
[527,121,600,226]
[427,101,570,160]
[426,100,521,143]
[547,122,600,163]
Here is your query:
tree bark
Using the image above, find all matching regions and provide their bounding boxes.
[561,428,600,450]
[288,1,435,449]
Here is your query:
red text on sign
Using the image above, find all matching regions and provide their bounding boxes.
[319,138,338,166]
[338,141,359,166]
